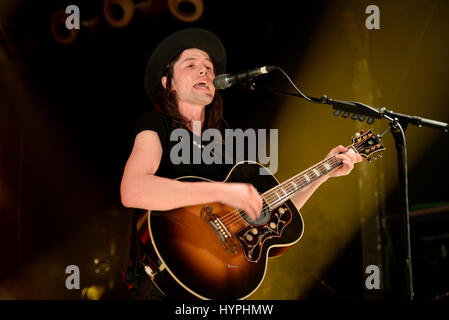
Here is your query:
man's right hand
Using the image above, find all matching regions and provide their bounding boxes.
[215,182,263,223]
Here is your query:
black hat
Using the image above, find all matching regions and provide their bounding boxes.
[144,28,227,100]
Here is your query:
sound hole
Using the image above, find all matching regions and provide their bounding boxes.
[240,198,271,226]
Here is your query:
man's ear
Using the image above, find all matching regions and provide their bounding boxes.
[161,76,167,89]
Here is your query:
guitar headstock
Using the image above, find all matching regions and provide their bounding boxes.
[352,130,385,162]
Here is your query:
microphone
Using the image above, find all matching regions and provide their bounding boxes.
[213,65,276,90]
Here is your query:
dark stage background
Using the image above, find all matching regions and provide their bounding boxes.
[0,0,448,300]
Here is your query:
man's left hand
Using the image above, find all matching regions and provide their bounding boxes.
[325,145,363,179]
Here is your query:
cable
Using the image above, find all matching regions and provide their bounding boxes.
[274,66,315,103]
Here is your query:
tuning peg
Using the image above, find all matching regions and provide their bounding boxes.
[367,117,374,124]
[342,111,349,118]
[354,132,361,138]
[334,110,341,117]
[372,156,377,161]
[378,152,382,158]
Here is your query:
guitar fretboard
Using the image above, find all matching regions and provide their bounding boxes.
[262,149,352,208]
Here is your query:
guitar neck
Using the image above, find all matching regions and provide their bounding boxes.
[263,144,355,208]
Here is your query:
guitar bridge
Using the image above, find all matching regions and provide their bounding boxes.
[201,206,238,255]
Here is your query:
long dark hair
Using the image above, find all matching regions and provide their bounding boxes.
[152,50,229,135]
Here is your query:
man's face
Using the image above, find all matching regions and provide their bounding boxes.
[165,48,216,106]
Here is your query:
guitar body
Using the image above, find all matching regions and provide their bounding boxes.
[138,161,304,300]
[135,130,385,299]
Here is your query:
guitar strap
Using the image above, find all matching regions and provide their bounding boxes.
[122,211,163,289]
[122,211,143,290]
[133,211,163,275]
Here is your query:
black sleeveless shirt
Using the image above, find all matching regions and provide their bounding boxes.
[134,110,233,181]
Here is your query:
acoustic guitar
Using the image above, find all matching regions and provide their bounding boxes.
[136,130,385,299]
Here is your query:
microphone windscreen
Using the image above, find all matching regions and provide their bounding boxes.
[213,74,230,90]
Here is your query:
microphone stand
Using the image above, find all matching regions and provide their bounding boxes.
[245,82,448,300]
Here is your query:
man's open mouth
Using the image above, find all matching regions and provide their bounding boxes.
[194,81,209,89]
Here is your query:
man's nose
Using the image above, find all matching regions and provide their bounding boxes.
[199,66,209,76]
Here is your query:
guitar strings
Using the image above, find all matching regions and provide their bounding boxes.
[219,142,363,227]
[223,140,374,226]
[219,152,351,226]
[219,141,369,228]
[263,139,372,205]
[219,157,343,227]
[262,142,367,206]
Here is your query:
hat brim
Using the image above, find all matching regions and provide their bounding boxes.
[144,28,227,100]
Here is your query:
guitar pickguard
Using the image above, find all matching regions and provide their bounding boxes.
[235,204,292,263]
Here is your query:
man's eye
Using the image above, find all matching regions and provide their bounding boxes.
[187,64,194,68]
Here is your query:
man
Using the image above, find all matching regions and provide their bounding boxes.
[120,28,362,299]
